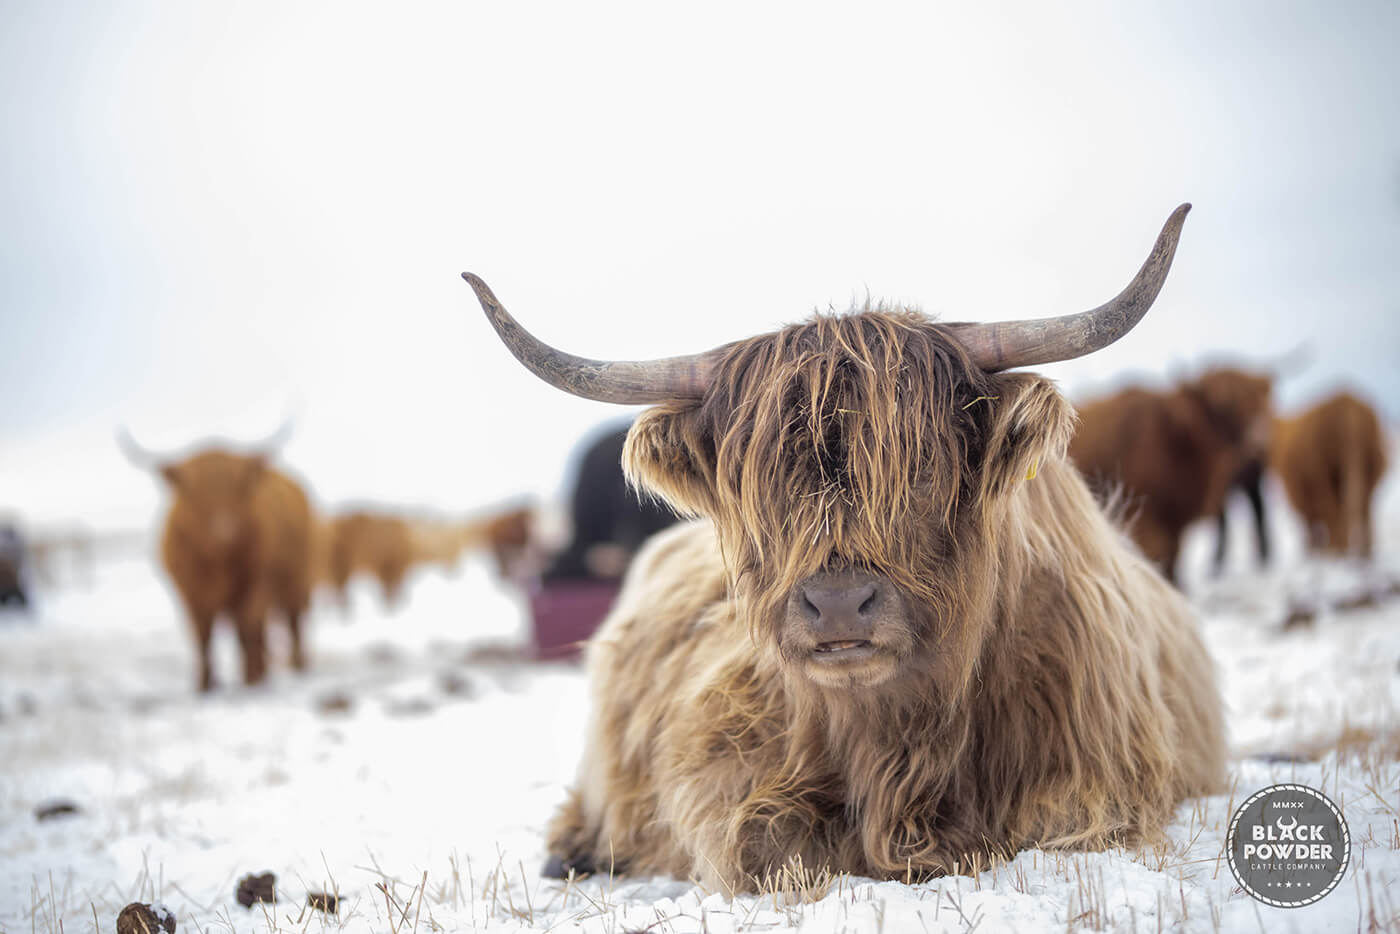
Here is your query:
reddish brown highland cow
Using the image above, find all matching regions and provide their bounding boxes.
[465,204,1224,892]
[319,504,537,607]
[123,433,315,691]
[323,510,415,608]
[1069,367,1274,583]
[1272,391,1388,558]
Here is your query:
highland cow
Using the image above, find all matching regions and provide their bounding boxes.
[121,433,315,691]
[406,516,471,573]
[463,204,1224,892]
[464,504,537,582]
[408,504,537,579]
[408,504,540,585]
[323,511,414,608]
[322,504,539,606]
[1271,391,1388,558]
[1069,367,1273,583]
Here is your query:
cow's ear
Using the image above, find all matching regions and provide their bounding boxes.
[623,404,717,518]
[978,372,1076,500]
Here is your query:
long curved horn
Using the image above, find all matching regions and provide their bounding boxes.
[463,273,728,403]
[247,419,294,454]
[115,427,166,469]
[944,203,1191,371]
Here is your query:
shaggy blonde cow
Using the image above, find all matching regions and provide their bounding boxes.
[465,204,1224,893]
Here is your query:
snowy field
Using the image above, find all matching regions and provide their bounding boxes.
[4,479,1400,934]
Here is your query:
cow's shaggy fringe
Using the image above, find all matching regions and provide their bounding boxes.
[548,305,1225,893]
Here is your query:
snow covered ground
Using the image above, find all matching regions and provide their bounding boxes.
[3,482,1400,933]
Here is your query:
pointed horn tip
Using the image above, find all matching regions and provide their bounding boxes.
[461,271,501,306]
[1149,203,1192,258]
[1167,202,1191,231]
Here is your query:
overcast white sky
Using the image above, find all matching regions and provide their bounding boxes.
[2,0,1397,531]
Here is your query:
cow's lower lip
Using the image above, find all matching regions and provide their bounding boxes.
[811,640,876,661]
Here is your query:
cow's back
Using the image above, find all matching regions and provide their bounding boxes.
[1071,390,1185,507]
[1068,389,1154,492]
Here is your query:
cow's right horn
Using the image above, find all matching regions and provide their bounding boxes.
[463,273,728,404]
[945,203,1191,371]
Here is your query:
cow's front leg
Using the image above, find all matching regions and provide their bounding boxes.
[701,790,864,892]
[234,588,271,685]
[543,789,602,879]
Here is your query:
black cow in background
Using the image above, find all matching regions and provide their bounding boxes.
[542,422,681,584]
[0,523,31,611]
[1213,457,1270,574]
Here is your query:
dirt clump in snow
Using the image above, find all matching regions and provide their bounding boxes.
[315,691,354,715]
[437,670,473,697]
[306,892,338,914]
[234,872,276,908]
[33,799,80,821]
[116,902,175,934]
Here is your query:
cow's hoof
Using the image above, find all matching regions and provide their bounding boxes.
[542,853,595,879]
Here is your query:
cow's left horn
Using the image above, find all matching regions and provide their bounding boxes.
[247,419,294,454]
[945,203,1191,371]
[116,427,164,468]
[463,273,727,403]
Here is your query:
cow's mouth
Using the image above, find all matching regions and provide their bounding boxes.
[812,639,875,660]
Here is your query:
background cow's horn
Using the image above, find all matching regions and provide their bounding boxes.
[945,203,1191,371]
[115,427,165,469]
[463,273,725,404]
[247,419,294,455]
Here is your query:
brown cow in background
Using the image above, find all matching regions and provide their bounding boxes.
[459,504,537,582]
[1069,367,1273,583]
[122,434,315,691]
[1271,391,1388,558]
[321,503,537,607]
[323,511,414,608]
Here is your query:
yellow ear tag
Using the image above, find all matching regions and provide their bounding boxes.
[1025,457,1039,480]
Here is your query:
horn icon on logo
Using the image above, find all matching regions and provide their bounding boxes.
[1277,815,1299,833]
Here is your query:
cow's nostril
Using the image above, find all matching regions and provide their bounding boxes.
[858,590,877,616]
[802,592,820,620]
